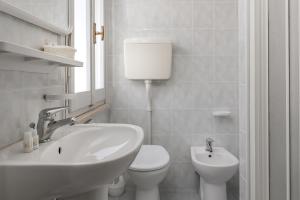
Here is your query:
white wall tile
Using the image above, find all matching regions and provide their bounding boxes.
[112,56,129,83]
[0,70,22,91]
[152,82,174,110]
[127,109,148,131]
[215,2,238,29]
[168,134,192,162]
[212,83,238,108]
[172,56,212,83]
[0,90,24,148]
[193,2,214,29]
[215,30,238,56]
[193,30,214,56]
[152,110,172,133]
[112,4,128,29]
[3,0,69,29]
[127,82,147,109]
[172,83,213,109]
[172,110,212,134]
[110,109,129,123]
[170,2,193,28]
[213,56,238,82]
[110,83,129,109]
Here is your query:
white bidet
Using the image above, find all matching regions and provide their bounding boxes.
[191,146,239,200]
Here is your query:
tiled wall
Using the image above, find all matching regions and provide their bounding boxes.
[0,0,68,149]
[238,0,249,199]
[3,0,69,30]
[106,0,239,199]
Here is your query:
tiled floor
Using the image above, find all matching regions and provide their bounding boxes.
[109,188,238,200]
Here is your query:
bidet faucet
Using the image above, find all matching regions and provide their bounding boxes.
[37,106,76,143]
[206,137,214,153]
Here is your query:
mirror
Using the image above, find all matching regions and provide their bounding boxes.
[2,0,69,30]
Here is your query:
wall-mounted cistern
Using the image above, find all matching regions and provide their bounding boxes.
[37,106,75,143]
[124,38,172,144]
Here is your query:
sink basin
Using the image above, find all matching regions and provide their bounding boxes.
[191,146,239,200]
[0,124,144,200]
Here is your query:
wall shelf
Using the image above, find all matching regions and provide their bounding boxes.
[212,111,232,117]
[0,41,83,68]
[0,0,72,35]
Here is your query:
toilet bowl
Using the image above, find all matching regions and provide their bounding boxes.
[191,146,239,200]
[128,145,170,200]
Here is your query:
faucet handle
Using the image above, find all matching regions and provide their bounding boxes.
[39,106,70,119]
[29,122,36,129]
[46,106,70,116]
[206,137,214,144]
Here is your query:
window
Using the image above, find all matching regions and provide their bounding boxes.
[68,0,105,114]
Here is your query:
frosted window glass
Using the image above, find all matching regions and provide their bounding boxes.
[74,0,91,93]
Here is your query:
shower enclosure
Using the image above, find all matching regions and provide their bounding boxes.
[268,0,300,200]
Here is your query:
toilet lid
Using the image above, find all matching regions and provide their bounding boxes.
[129,145,170,172]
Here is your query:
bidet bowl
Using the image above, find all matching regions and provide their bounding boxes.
[191,146,239,183]
[0,124,144,200]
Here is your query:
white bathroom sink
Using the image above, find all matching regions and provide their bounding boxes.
[0,124,144,200]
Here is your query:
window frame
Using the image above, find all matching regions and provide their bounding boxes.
[66,0,106,117]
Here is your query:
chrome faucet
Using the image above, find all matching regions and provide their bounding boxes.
[37,106,75,143]
[206,137,214,153]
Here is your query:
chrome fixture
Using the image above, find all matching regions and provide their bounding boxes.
[206,138,214,153]
[37,106,75,143]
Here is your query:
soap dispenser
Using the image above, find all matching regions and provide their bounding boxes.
[23,131,33,153]
[29,122,39,150]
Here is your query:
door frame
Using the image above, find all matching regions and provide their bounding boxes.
[249,0,269,199]
[267,0,291,199]
[288,0,299,199]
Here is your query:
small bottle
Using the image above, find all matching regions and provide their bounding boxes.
[23,131,33,153]
[32,129,39,150]
[29,122,39,150]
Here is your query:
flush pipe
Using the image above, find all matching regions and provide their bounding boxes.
[145,80,152,144]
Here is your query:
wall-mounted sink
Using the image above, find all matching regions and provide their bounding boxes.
[0,124,144,200]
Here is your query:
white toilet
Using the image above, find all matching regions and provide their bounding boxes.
[128,145,170,200]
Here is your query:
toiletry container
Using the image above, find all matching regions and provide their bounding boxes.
[32,129,39,150]
[23,131,33,153]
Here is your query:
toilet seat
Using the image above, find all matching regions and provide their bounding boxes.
[129,145,170,172]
